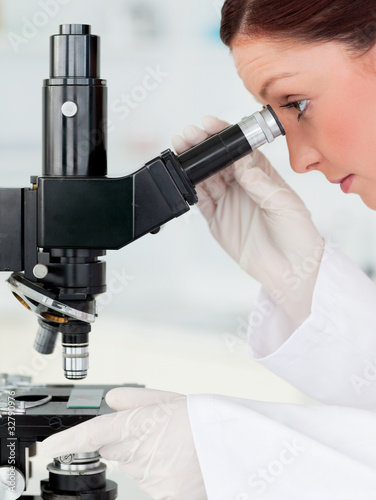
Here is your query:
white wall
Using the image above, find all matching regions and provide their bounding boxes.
[0,1,375,497]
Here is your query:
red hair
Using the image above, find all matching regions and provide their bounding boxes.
[220,0,376,53]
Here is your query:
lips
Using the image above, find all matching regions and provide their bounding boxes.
[340,174,355,194]
[329,174,355,194]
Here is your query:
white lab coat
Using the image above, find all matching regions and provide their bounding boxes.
[187,244,376,499]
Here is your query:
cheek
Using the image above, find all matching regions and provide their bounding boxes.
[319,73,376,175]
[314,101,376,173]
[322,116,358,164]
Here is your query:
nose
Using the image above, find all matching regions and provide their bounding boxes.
[284,123,322,174]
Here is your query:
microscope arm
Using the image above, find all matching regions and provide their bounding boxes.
[37,149,195,251]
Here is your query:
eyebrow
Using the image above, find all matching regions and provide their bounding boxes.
[260,72,299,99]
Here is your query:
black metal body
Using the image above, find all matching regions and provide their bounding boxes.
[0,381,142,499]
[0,25,260,382]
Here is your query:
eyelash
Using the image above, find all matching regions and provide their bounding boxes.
[280,100,308,122]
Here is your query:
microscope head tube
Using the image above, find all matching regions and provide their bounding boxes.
[177,105,285,186]
[43,24,107,177]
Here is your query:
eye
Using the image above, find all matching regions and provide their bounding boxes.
[280,99,309,121]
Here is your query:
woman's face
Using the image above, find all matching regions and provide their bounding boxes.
[232,37,376,209]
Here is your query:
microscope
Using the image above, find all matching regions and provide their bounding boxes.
[0,25,284,500]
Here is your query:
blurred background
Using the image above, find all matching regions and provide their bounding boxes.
[0,0,376,498]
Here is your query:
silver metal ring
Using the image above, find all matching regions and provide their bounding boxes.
[7,274,95,323]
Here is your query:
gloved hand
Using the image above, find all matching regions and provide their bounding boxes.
[172,116,325,327]
[40,388,207,500]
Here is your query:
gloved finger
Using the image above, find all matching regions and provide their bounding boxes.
[234,163,301,210]
[39,411,131,458]
[118,460,145,481]
[98,418,144,464]
[172,116,229,155]
[100,396,186,464]
[171,134,192,155]
[196,185,217,221]
[246,149,286,185]
[98,441,134,464]
[198,173,228,203]
[182,124,209,146]
[105,387,183,411]
[196,167,237,221]
[99,420,149,470]
[201,115,229,135]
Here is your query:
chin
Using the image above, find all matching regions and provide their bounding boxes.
[360,193,376,210]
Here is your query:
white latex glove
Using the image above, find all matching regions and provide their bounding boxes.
[40,388,207,500]
[172,116,324,327]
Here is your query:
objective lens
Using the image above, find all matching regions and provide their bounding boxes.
[63,344,89,380]
[60,322,90,380]
[34,319,59,355]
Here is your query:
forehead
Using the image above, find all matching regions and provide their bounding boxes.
[232,37,348,99]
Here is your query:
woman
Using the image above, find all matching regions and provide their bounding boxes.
[41,1,376,499]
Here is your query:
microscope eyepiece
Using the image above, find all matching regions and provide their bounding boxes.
[60,24,91,35]
[238,105,285,150]
[49,24,99,79]
[177,105,285,186]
